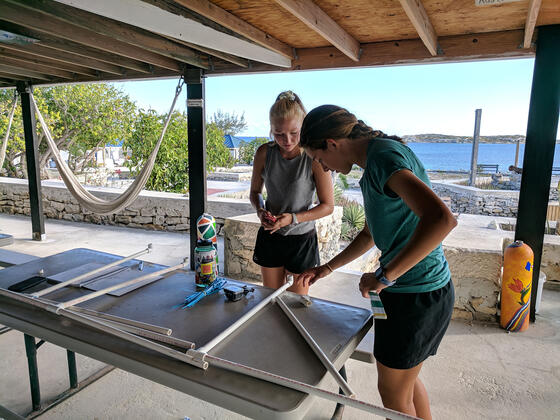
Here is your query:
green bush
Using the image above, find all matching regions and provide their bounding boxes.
[342,201,365,231]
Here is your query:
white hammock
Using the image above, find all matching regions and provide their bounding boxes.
[0,92,18,172]
[29,78,184,215]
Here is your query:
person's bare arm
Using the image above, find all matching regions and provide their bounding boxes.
[249,144,273,227]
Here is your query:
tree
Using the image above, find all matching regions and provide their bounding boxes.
[209,109,247,135]
[238,137,270,164]
[206,122,236,169]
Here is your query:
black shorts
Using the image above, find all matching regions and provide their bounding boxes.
[374,280,454,369]
[252,227,320,274]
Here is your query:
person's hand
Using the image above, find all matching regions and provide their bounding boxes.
[358,272,387,298]
[264,212,292,233]
[298,264,332,288]
[257,208,276,229]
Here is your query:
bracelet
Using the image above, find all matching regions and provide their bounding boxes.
[325,263,334,273]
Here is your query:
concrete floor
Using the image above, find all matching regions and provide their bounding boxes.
[1,213,559,419]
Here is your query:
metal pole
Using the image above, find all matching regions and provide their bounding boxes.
[16,82,45,241]
[514,137,521,167]
[34,244,152,297]
[66,350,78,389]
[276,296,355,397]
[186,69,207,270]
[515,25,560,322]
[469,108,482,186]
[23,334,41,411]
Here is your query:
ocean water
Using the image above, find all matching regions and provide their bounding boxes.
[406,142,560,172]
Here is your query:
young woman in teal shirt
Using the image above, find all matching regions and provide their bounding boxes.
[298,105,457,420]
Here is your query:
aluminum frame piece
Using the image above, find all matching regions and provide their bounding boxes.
[0,248,372,419]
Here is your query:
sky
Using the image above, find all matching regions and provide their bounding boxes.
[113,58,559,139]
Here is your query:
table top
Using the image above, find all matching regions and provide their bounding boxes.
[0,248,372,419]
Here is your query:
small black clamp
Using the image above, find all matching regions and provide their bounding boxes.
[224,285,255,302]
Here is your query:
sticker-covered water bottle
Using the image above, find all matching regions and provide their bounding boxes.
[195,239,218,288]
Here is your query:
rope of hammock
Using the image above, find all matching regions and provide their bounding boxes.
[29,78,185,215]
[0,91,18,172]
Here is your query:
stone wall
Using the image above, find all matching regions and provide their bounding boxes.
[223,208,343,283]
[0,177,253,234]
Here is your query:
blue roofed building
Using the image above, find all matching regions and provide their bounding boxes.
[223,135,259,160]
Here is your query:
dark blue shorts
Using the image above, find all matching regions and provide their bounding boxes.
[374,280,454,369]
[252,227,320,274]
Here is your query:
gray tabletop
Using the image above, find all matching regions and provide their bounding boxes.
[0,248,372,419]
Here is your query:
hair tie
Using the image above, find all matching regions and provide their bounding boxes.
[277,90,296,101]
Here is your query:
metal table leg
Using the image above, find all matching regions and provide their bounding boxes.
[331,364,347,420]
[23,334,41,412]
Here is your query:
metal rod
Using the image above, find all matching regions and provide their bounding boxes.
[34,244,153,297]
[67,350,78,389]
[197,276,294,353]
[23,334,41,411]
[276,296,355,398]
[57,259,187,310]
[0,288,196,365]
[204,354,418,420]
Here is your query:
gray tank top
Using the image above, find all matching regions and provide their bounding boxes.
[262,142,316,236]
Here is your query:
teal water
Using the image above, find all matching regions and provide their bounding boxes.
[407,142,560,172]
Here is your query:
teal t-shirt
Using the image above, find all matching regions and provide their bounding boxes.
[359,138,450,293]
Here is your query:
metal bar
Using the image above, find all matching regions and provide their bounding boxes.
[204,354,419,420]
[515,25,560,322]
[469,108,482,186]
[276,296,355,397]
[66,350,78,389]
[332,365,347,420]
[186,69,207,270]
[16,82,45,241]
[197,277,294,353]
[34,244,152,297]
[57,259,188,310]
[23,334,41,411]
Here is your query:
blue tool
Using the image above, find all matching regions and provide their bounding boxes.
[182,278,227,308]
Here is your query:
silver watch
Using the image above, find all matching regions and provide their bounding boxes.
[292,213,298,225]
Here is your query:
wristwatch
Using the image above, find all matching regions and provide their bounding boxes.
[292,213,299,225]
[375,265,396,287]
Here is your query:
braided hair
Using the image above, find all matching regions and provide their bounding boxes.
[300,105,403,150]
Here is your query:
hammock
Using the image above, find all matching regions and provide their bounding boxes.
[0,92,18,173]
[29,78,185,215]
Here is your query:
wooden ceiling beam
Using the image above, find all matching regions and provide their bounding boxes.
[25,0,208,69]
[0,55,78,80]
[398,0,439,56]
[0,23,145,75]
[523,0,542,48]
[53,0,290,67]
[172,0,294,60]
[166,37,249,68]
[0,72,27,82]
[0,63,52,81]
[0,1,183,72]
[274,0,360,62]
[0,48,99,77]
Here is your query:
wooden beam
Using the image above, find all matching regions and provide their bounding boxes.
[523,0,542,48]
[53,0,290,67]
[398,0,439,56]
[274,0,360,62]
[0,1,182,72]
[24,0,208,69]
[207,30,533,75]
[0,48,99,77]
[172,0,293,60]
[0,63,51,81]
[0,23,140,75]
[0,72,27,81]
[168,37,249,68]
[0,55,77,80]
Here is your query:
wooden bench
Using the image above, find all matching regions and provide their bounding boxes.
[0,249,39,268]
[477,164,499,173]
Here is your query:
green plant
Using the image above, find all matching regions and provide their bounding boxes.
[337,173,349,190]
[342,201,365,231]
[333,183,344,205]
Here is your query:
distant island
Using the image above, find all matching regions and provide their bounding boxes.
[402,134,527,143]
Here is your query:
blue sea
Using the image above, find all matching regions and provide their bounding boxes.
[406,142,560,172]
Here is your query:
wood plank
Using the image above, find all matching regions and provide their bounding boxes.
[167,36,249,68]
[0,63,51,81]
[53,0,290,68]
[0,55,77,79]
[524,0,542,48]
[0,72,27,81]
[27,0,208,69]
[0,22,149,75]
[172,0,294,59]
[274,0,360,61]
[208,30,534,74]
[0,1,182,72]
[398,0,439,56]
[0,48,99,77]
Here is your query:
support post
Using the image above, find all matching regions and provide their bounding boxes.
[23,334,41,411]
[67,350,78,389]
[185,69,207,270]
[16,82,45,241]
[515,25,560,322]
[469,108,482,186]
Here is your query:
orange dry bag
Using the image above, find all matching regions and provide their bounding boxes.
[500,240,534,332]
